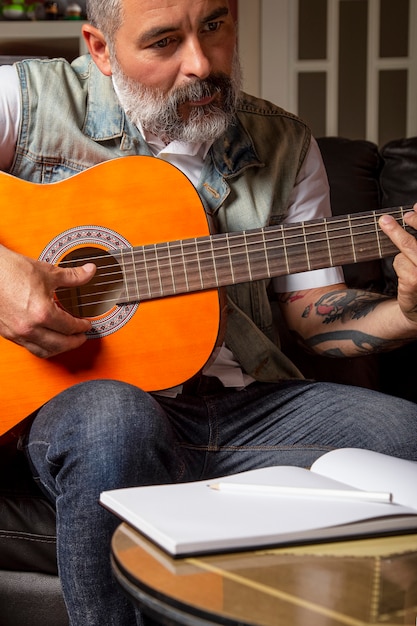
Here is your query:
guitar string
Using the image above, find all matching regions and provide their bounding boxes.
[54,207,412,312]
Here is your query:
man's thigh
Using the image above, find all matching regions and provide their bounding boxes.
[167,380,417,476]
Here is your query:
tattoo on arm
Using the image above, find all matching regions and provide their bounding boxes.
[305,329,402,356]
[288,325,403,356]
[299,290,400,356]
[311,290,390,324]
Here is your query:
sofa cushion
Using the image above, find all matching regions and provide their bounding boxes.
[0,571,68,626]
[0,438,58,574]
[380,137,417,207]
[317,137,383,212]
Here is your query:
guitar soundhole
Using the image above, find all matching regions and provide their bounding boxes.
[56,247,123,319]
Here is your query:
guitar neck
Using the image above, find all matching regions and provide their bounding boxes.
[117,205,414,303]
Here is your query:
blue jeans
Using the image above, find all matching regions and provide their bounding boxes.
[24,378,417,625]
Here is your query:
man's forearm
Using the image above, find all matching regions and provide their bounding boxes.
[300,288,417,357]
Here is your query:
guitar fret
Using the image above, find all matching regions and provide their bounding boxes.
[349,213,382,263]
[289,225,309,274]
[281,226,290,274]
[119,248,130,302]
[245,228,279,278]
[209,237,219,287]
[247,229,268,276]
[373,211,383,259]
[226,233,235,283]
[209,232,238,284]
[193,235,215,289]
[142,246,154,297]
[244,233,253,281]
[131,247,140,299]
[159,240,186,295]
[262,230,271,278]
[179,240,189,292]
[127,248,145,302]
[355,215,372,262]
[348,215,357,263]
[195,239,204,289]
[249,230,272,279]
[119,248,140,303]
[153,244,162,296]
[166,241,176,293]
[127,247,140,301]
[307,221,331,270]
[323,218,334,266]
[326,218,355,266]
[182,238,203,292]
[203,237,217,289]
[302,222,311,271]
[215,233,229,283]
[231,233,250,283]
[155,242,174,296]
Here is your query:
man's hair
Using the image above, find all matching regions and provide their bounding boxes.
[86,0,123,41]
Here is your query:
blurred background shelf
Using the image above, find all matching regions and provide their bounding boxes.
[0,21,87,61]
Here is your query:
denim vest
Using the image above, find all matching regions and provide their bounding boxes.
[11,55,311,381]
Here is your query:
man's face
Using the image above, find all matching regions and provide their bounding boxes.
[108,0,240,142]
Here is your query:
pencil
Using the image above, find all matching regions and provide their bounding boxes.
[208,482,393,503]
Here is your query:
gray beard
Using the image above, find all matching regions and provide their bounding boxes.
[111,53,242,144]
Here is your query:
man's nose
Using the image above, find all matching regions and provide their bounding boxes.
[181,37,212,80]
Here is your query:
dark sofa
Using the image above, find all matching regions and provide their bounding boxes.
[1,136,417,625]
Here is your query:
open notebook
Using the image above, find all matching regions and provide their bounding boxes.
[100,448,417,557]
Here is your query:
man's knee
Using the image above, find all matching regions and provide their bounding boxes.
[32,379,162,447]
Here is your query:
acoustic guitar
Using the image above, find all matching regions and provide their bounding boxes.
[0,156,412,435]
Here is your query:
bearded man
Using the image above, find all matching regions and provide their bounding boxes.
[1,1,417,624]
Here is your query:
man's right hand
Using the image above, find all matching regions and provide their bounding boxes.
[0,246,96,358]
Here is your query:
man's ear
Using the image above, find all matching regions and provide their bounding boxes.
[82,24,112,75]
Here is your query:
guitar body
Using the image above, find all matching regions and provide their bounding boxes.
[0,157,220,435]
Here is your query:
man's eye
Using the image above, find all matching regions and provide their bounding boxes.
[205,21,221,33]
[153,38,171,48]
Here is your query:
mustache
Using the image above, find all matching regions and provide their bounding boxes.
[168,73,235,107]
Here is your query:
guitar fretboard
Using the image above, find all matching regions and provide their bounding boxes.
[114,205,414,304]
